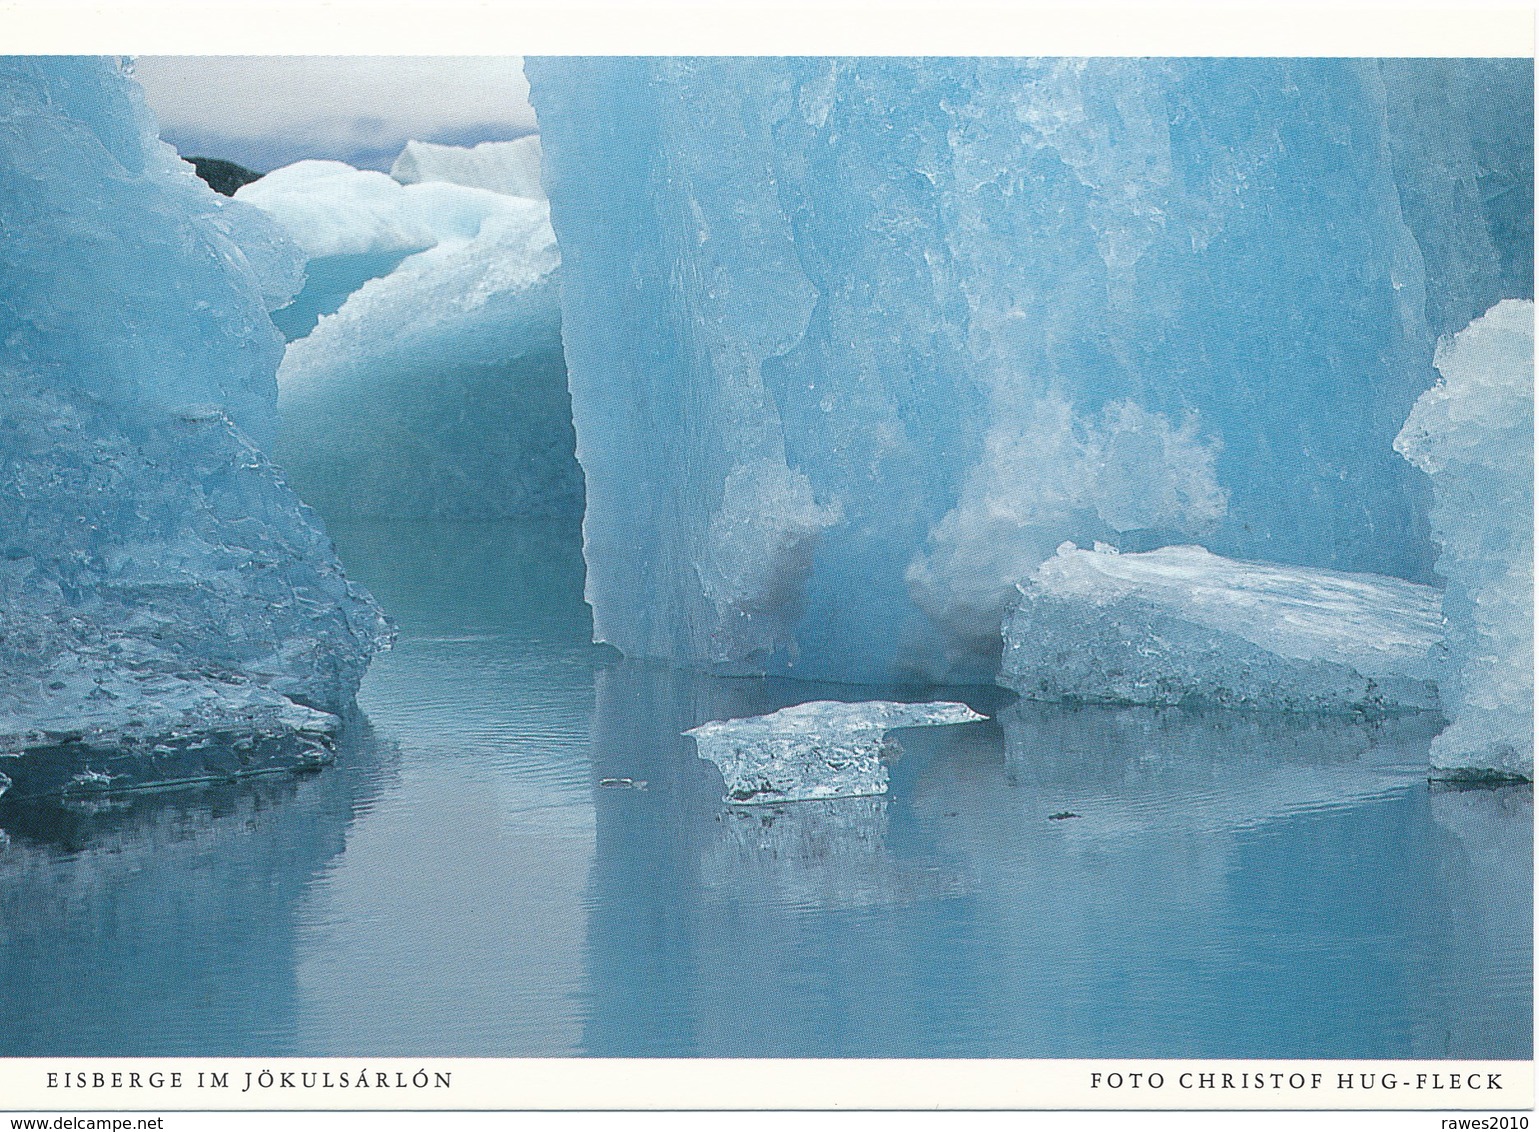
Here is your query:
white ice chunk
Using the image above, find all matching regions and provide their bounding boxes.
[686,700,987,804]
[235,159,551,341]
[391,136,546,200]
[1000,543,1445,714]
[273,196,581,520]
[1395,299,1534,778]
[235,159,527,259]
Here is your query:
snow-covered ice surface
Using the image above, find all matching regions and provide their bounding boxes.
[0,58,390,784]
[235,153,581,521]
[1396,300,1534,779]
[391,136,546,200]
[1000,543,1445,715]
[525,57,1531,683]
[686,700,986,804]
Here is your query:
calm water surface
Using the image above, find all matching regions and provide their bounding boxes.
[2,519,1530,1057]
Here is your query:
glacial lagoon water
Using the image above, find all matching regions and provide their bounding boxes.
[1,519,1530,1058]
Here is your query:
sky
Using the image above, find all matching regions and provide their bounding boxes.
[132,56,538,173]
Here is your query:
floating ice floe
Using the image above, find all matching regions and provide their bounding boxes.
[1000,542,1446,715]
[686,700,986,804]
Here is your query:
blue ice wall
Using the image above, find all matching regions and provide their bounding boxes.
[0,57,304,451]
[526,57,1531,683]
[1381,59,1534,339]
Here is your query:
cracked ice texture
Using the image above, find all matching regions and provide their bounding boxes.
[0,57,390,755]
[1379,60,1534,340]
[1000,544,1445,715]
[527,57,1529,682]
[1395,300,1534,778]
[686,700,986,804]
[238,157,582,520]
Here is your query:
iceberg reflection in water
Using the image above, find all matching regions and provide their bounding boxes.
[703,798,969,916]
[0,519,1529,1058]
[0,715,399,1056]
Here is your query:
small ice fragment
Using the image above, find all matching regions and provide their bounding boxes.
[293,746,334,773]
[686,700,986,805]
[598,777,648,790]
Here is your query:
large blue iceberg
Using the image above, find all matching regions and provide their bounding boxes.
[236,152,582,522]
[525,57,1533,686]
[0,58,390,776]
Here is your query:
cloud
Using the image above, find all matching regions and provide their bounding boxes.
[132,56,537,172]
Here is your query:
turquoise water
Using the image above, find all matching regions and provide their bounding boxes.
[1,519,1530,1057]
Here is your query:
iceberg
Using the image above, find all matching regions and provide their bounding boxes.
[1395,300,1534,779]
[526,57,1530,682]
[273,198,579,521]
[999,543,1445,715]
[391,136,546,200]
[234,152,581,521]
[686,700,986,804]
[234,158,540,340]
[0,58,390,782]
